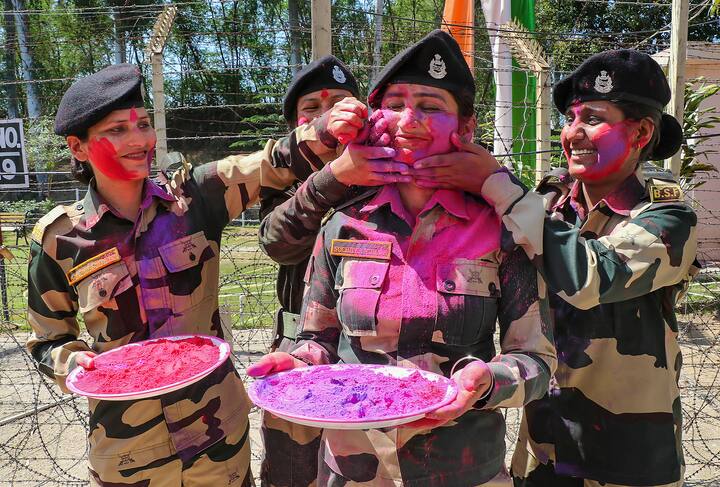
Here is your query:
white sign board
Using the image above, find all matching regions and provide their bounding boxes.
[0,119,29,189]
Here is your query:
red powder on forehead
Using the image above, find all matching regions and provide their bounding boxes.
[73,336,220,394]
[88,137,138,181]
[255,365,449,420]
[129,106,138,123]
[320,89,329,99]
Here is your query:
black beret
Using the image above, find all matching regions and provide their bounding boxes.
[553,49,682,160]
[282,55,359,124]
[367,29,475,108]
[55,63,145,137]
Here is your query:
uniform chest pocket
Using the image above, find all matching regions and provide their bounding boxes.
[158,231,214,273]
[335,259,389,336]
[433,261,500,347]
[77,261,133,313]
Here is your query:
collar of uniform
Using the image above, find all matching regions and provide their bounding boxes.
[83,178,176,230]
[555,168,646,219]
[360,185,469,225]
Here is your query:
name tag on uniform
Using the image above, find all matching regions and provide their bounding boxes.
[649,183,683,203]
[66,247,121,285]
[330,239,392,260]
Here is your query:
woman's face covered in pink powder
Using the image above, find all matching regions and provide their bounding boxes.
[561,100,648,184]
[70,107,157,181]
[378,83,466,165]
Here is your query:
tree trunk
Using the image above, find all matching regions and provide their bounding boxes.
[10,0,41,119]
[372,0,384,80]
[288,0,301,73]
[2,0,20,119]
[113,8,127,64]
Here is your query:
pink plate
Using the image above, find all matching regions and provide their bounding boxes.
[248,364,458,430]
[66,334,231,401]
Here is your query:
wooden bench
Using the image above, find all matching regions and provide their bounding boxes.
[0,212,29,245]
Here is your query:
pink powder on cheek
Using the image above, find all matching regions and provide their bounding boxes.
[581,120,635,181]
[88,137,139,181]
[297,116,310,126]
[379,109,458,164]
[73,337,220,394]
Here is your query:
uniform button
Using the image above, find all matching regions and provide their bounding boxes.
[489,282,497,294]
[369,275,379,285]
[98,289,107,298]
[189,253,196,261]
[76,204,83,210]
[444,280,455,292]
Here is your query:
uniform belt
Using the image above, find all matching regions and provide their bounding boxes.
[281,311,300,340]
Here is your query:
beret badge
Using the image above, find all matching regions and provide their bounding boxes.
[332,65,347,83]
[428,54,447,80]
[594,70,613,94]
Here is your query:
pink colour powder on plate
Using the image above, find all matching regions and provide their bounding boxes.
[254,365,449,420]
[73,336,219,394]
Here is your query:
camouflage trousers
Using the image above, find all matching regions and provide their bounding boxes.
[260,337,321,487]
[89,422,252,486]
[319,463,512,486]
[511,451,684,487]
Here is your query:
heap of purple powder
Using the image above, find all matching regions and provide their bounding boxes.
[255,365,449,420]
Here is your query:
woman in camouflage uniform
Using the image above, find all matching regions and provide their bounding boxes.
[26,64,260,486]
[409,50,698,487]
[249,30,557,487]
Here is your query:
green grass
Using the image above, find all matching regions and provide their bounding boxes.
[2,227,279,332]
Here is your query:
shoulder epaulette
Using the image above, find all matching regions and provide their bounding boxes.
[641,162,676,183]
[30,205,68,245]
[536,167,574,193]
[168,160,193,193]
[321,187,380,226]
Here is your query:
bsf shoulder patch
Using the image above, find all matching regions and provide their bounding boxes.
[649,183,683,203]
[330,239,392,260]
[66,247,121,286]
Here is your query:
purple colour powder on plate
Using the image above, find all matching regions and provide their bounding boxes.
[254,365,449,420]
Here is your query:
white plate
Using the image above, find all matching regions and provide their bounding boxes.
[66,334,231,401]
[248,364,458,430]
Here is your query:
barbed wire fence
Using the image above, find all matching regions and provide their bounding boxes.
[0,1,719,484]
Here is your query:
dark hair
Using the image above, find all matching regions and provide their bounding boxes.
[453,89,476,119]
[613,100,662,161]
[67,129,94,185]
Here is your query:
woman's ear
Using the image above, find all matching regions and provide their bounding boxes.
[458,115,477,143]
[67,136,89,162]
[635,117,655,151]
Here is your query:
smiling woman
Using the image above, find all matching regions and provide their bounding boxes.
[26,63,262,486]
[248,30,556,487]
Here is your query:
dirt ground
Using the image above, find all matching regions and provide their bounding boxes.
[0,320,718,486]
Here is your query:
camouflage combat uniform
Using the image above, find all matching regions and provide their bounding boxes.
[289,185,557,486]
[26,154,262,486]
[258,126,357,487]
[479,165,698,487]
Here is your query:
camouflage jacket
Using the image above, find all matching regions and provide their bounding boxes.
[258,123,351,315]
[481,166,698,485]
[291,185,556,486]
[26,153,261,470]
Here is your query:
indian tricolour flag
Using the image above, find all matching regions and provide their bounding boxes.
[443,0,536,172]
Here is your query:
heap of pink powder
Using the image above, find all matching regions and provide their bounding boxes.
[73,336,220,394]
[255,365,449,420]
